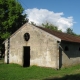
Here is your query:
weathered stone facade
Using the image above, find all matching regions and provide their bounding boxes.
[4,23,61,69]
[4,23,80,69]
[59,41,80,68]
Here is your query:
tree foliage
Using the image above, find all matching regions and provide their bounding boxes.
[0,0,28,50]
[0,0,28,40]
[66,28,76,35]
[66,28,73,34]
[42,23,62,32]
[30,21,36,26]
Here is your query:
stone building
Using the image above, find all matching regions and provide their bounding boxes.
[3,23,80,69]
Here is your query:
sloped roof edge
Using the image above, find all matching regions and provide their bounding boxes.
[37,26,80,43]
[3,23,61,44]
[3,23,80,44]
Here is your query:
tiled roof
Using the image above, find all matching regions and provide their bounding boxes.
[38,27,80,43]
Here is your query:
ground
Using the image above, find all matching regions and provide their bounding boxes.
[0,60,80,80]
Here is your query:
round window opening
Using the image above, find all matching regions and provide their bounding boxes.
[24,33,30,41]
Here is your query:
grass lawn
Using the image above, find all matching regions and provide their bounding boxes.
[0,62,80,80]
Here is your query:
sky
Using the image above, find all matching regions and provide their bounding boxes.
[19,0,80,34]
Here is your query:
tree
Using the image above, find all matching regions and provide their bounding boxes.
[42,23,62,32]
[0,0,28,40]
[0,0,28,50]
[66,28,76,35]
[30,21,36,26]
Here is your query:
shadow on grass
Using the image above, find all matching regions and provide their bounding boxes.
[0,58,4,64]
[44,74,80,80]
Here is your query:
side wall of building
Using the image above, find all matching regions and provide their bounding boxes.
[60,41,80,68]
[4,23,60,69]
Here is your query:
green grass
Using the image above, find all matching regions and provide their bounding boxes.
[0,63,80,80]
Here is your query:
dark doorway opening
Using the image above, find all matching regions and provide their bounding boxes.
[23,46,30,67]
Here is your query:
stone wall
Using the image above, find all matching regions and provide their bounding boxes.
[4,23,60,69]
[60,41,80,68]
